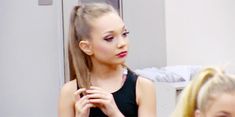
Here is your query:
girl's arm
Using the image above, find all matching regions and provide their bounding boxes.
[58,81,76,117]
[136,77,157,117]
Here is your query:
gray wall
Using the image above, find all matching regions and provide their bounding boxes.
[0,0,64,116]
[123,0,167,69]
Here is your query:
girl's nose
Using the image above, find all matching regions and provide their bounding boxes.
[117,37,128,48]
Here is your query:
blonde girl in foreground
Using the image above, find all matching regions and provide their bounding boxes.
[172,67,235,117]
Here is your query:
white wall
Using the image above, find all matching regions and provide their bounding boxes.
[123,0,167,69]
[0,0,64,116]
[165,0,235,73]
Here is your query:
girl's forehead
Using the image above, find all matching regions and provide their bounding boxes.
[91,12,124,33]
[206,93,235,114]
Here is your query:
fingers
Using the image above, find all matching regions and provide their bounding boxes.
[74,88,102,116]
[86,87,108,100]
[74,86,114,107]
[73,86,104,99]
[89,86,103,90]
[73,88,86,100]
[85,87,120,116]
[75,95,95,113]
[88,98,107,104]
[86,86,107,95]
[78,96,90,107]
[85,87,114,106]
[82,103,94,111]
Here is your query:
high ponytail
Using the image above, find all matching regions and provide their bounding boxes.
[68,6,79,82]
[67,3,117,89]
[68,5,91,89]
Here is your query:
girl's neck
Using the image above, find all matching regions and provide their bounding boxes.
[90,64,126,92]
[91,64,124,79]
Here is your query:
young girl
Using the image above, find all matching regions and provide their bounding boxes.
[171,67,235,117]
[58,3,156,117]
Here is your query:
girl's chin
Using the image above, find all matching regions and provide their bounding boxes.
[115,60,126,65]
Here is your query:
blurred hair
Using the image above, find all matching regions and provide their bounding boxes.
[171,67,235,117]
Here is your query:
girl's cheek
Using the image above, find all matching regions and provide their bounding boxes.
[95,45,110,53]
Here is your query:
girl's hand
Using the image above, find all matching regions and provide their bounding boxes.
[86,86,124,117]
[74,88,94,117]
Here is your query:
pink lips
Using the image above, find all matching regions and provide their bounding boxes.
[116,51,128,58]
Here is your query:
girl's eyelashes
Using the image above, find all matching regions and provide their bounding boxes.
[103,30,129,42]
[215,112,230,117]
[122,31,130,38]
[104,35,114,42]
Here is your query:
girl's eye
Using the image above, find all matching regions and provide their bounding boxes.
[215,113,230,117]
[216,115,228,117]
[104,36,114,42]
[122,31,130,37]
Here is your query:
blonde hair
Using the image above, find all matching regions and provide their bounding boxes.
[68,3,117,88]
[171,67,235,117]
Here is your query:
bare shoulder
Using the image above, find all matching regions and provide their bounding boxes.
[59,79,77,103]
[58,80,77,117]
[136,76,156,99]
[136,76,157,117]
[136,76,156,89]
[60,79,77,95]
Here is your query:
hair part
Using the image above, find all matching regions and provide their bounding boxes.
[67,3,118,89]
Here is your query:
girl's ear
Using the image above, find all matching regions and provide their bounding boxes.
[79,40,93,55]
[195,109,201,117]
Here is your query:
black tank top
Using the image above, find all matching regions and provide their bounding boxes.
[76,69,138,117]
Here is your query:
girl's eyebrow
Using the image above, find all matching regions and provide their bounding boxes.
[102,25,126,35]
[215,111,231,116]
